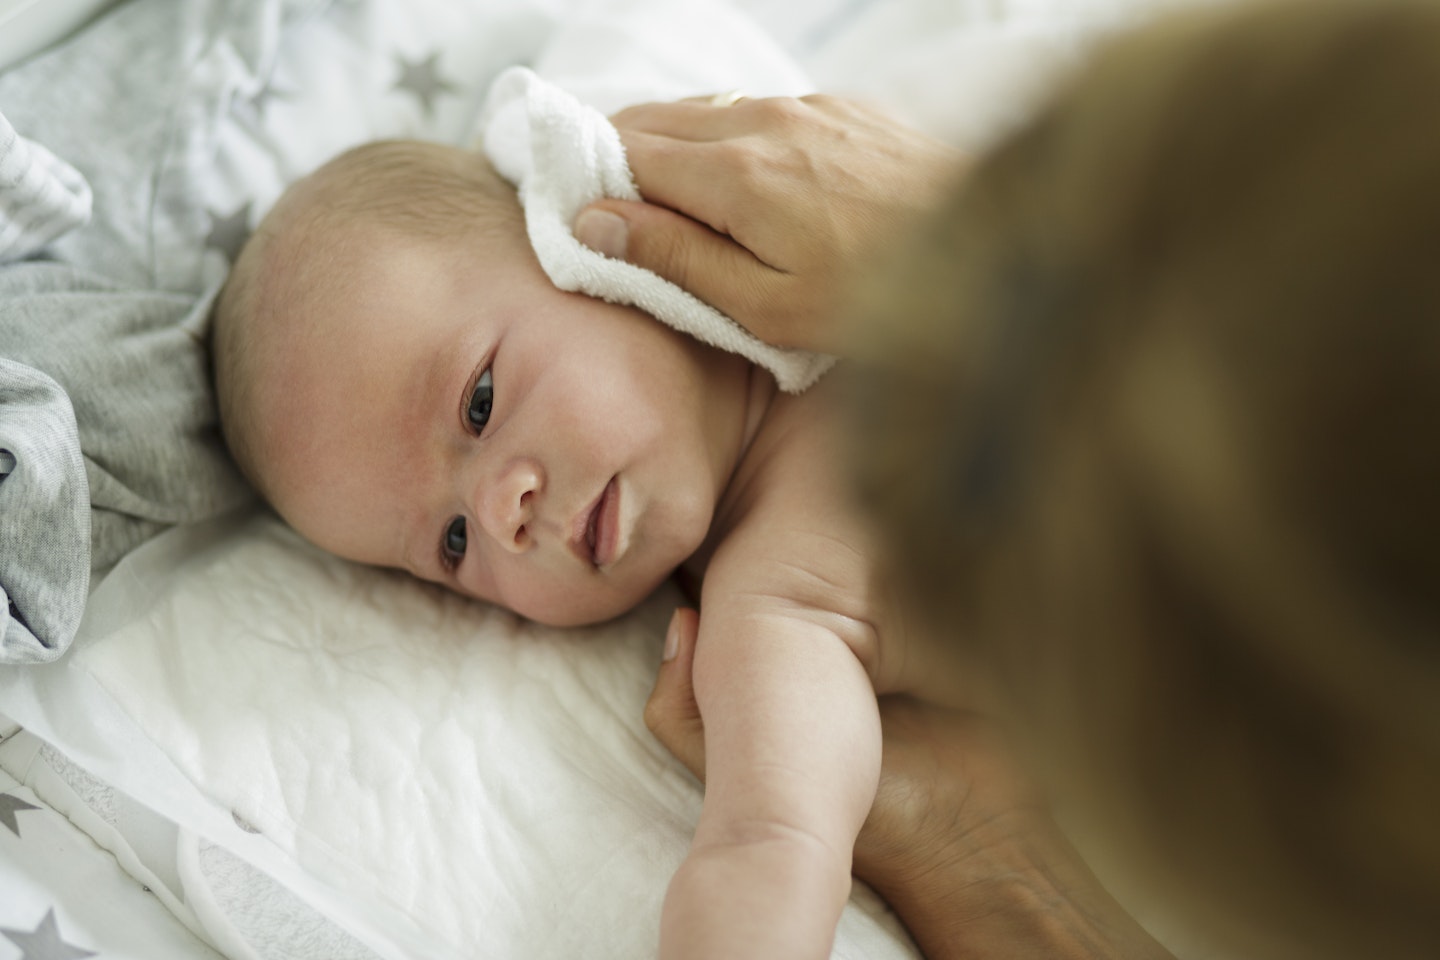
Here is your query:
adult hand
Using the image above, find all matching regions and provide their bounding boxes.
[646,607,1179,960]
[574,95,965,352]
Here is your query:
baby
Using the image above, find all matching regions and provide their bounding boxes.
[212,139,944,959]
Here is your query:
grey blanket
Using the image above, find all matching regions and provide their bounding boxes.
[0,0,278,662]
[1,109,93,662]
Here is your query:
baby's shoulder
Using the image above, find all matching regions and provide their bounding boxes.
[707,475,884,672]
[703,387,925,689]
[722,386,847,517]
[705,514,883,678]
[719,396,861,566]
[716,387,866,566]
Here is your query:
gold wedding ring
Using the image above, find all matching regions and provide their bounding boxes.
[710,89,747,108]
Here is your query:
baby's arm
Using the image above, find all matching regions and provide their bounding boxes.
[659,549,882,960]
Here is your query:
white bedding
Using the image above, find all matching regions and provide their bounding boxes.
[69,509,915,959]
[0,0,1204,957]
[0,736,224,960]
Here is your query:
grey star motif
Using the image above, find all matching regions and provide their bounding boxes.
[206,201,253,263]
[0,792,40,837]
[392,51,457,115]
[0,909,96,960]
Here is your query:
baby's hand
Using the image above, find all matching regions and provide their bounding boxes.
[645,608,706,777]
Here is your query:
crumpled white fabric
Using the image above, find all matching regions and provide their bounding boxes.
[64,510,918,960]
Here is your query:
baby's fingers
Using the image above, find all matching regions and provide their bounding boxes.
[644,607,707,783]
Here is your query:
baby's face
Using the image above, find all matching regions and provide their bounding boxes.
[255,219,753,626]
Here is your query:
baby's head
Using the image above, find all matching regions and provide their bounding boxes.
[213,140,753,626]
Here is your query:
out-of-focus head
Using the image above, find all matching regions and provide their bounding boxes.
[852,1,1440,957]
[211,141,753,626]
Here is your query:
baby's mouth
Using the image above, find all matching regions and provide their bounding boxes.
[573,476,621,568]
[590,477,622,568]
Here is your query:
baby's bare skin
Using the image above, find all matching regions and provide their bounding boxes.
[692,375,919,693]
[664,375,933,959]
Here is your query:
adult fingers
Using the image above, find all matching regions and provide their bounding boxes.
[644,607,707,783]
[573,197,785,333]
[611,93,804,142]
[610,98,751,142]
[614,131,741,233]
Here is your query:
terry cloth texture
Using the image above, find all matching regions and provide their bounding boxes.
[481,67,836,394]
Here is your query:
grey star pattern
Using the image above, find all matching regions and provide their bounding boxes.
[0,909,95,960]
[205,201,253,263]
[0,792,40,837]
[392,51,457,115]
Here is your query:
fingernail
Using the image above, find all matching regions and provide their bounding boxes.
[574,209,628,259]
[663,610,681,662]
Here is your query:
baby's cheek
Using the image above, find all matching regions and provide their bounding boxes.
[521,566,666,629]
[485,561,588,627]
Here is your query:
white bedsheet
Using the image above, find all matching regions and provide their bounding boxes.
[71,509,918,959]
[0,728,224,960]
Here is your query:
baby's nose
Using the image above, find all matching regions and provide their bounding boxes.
[477,457,542,553]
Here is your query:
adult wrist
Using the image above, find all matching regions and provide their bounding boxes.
[858,814,1177,960]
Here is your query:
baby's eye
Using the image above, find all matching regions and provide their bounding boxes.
[441,516,467,569]
[467,369,493,433]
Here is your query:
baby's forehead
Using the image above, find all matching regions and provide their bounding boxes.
[268,219,522,344]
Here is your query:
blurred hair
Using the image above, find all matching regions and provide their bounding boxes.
[210,140,522,499]
[851,1,1440,957]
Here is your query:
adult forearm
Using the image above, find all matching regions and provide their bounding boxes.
[859,819,1178,960]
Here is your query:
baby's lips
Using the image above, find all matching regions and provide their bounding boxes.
[569,481,608,566]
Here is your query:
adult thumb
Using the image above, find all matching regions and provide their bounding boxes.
[573,199,775,326]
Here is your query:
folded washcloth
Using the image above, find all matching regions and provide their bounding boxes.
[480,67,835,394]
